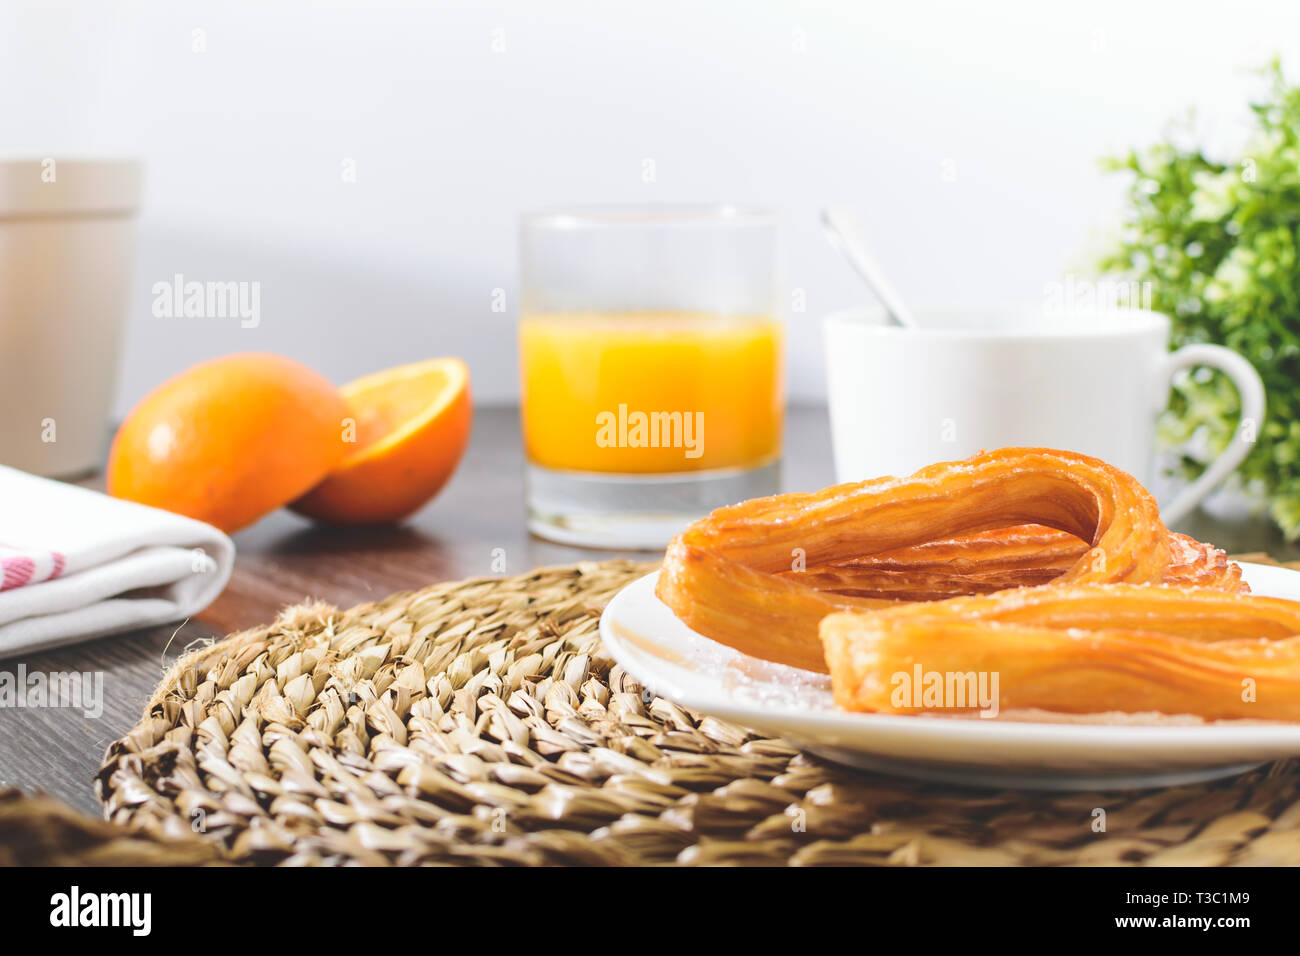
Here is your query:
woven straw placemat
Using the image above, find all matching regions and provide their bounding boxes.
[0,788,221,867]
[94,558,1300,866]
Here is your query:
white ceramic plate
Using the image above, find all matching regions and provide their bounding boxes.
[599,562,1300,789]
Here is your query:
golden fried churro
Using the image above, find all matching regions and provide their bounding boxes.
[657,448,1175,673]
[821,585,1300,721]
[654,445,1280,722]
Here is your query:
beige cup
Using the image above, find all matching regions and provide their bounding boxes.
[0,158,142,476]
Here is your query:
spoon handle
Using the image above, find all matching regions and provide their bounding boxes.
[821,205,918,329]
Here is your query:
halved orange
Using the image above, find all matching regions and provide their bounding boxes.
[290,357,472,525]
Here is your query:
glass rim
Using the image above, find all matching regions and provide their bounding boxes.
[522,203,777,229]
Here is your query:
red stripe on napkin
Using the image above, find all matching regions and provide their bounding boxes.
[2,557,35,591]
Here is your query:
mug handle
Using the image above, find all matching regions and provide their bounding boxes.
[1157,344,1266,526]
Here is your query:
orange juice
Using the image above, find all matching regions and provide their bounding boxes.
[520,311,783,473]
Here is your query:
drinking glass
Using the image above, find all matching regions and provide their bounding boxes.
[519,205,783,548]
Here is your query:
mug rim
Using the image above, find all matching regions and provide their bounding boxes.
[823,306,1171,340]
[522,203,777,230]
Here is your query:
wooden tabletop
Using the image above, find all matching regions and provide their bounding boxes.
[3,405,1296,815]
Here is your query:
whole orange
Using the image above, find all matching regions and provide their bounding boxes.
[291,357,471,524]
[107,352,348,532]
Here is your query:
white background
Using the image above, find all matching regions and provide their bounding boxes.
[3,0,1297,412]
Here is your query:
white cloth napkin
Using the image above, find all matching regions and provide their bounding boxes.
[0,465,234,657]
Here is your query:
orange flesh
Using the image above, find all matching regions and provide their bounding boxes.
[342,362,461,460]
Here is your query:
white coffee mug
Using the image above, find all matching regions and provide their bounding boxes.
[823,307,1265,525]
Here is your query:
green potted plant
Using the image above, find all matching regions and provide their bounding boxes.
[1101,60,1300,537]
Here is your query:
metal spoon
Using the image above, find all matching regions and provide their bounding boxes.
[821,205,918,328]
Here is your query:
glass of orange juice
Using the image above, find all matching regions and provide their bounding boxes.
[520,205,783,548]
